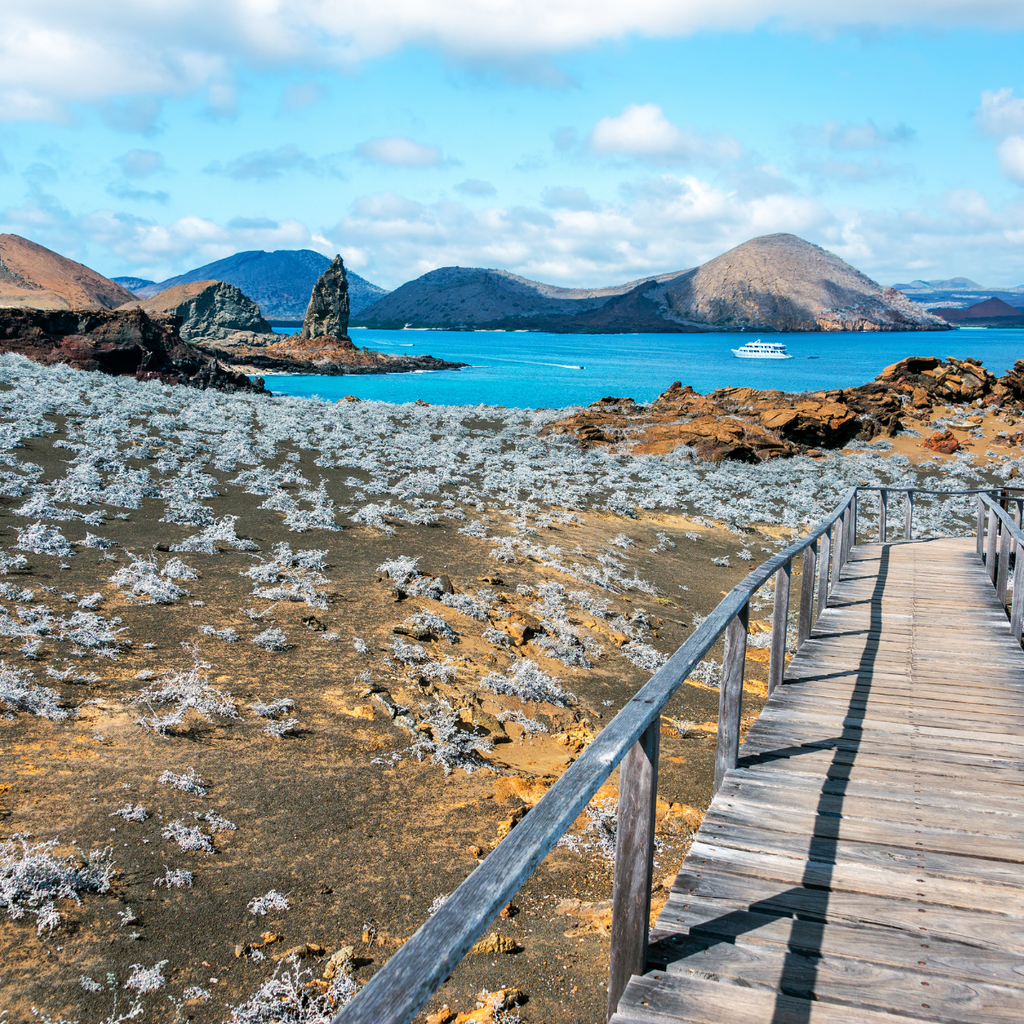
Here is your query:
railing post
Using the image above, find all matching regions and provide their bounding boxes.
[607,719,659,1021]
[1012,538,1024,645]
[816,526,831,618]
[987,503,999,582]
[834,510,847,580]
[797,539,817,646]
[997,512,1012,607]
[904,490,914,541]
[768,560,791,696]
[851,491,858,547]
[977,495,986,558]
[878,489,887,543]
[713,604,749,795]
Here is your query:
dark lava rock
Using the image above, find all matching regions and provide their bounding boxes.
[0,307,266,393]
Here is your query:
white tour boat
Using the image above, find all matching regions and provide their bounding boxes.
[731,339,793,360]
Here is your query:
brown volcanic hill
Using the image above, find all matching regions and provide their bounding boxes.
[648,234,949,332]
[0,234,135,311]
[932,297,1024,326]
[121,279,275,341]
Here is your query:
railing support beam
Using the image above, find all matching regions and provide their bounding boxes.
[714,604,749,795]
[816,526,831,616]
[977,495,986,558]
[1012,538,1024,645]
[878,489,888,543]
[997,514,1012,608]
[987,505,999,582]
[768,560,791,696]
[797,540,817,646]
[904,491,914,541]
[607,720,659,1022]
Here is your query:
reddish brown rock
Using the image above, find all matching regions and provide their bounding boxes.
[921,430,962,455]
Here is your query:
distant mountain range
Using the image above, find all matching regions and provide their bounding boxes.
[113,249,388,319]
[891,277,1024,312]
[353,234,949,333]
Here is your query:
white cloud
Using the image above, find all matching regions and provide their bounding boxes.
[588,104,743,165]
[975,89,1024,186]
[354,136,449,168]
[976,88,1024,137]
[4,3,1024,120]
[997,137,1024,185]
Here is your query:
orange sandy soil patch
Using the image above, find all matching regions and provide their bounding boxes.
[0,428,791,1024]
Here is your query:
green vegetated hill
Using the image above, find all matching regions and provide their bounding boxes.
[354,233,950,333]
[121,249,388,319]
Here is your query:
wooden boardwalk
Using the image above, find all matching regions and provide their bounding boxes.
[611,538,1024,1024]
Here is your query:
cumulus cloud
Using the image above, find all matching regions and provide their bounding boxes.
[204,145,346,181]
[4,3,1024,122]
[997,137,1024,185]
[588,104,743,165]
[454,178,497,197]
[796,119,914,150]
[975,89,1024,186]
[354,136,450,167]
[116,149,164,178]
[333,174,830,287]
[976,88,1024,137]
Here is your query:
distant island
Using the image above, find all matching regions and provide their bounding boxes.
[0,236,465,389]
[352,234,951,334]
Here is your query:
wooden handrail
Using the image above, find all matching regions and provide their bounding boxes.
[334,482,1015,1024]
[333,487,856,1024]
[979,494,1024,643]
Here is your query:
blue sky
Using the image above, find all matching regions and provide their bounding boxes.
[2,3,1024,290]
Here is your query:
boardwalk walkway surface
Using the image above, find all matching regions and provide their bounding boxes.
[612,538,1024,1024]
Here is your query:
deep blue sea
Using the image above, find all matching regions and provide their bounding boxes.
[266,328,1024,409]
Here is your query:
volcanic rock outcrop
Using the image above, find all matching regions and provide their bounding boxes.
[0,234,135,311]
[199,255,468,376]
[299,255,350,340]
[121,280,275,343]
[0,308,266,393]
[542,355,1004,462]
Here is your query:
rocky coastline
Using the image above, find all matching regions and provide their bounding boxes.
[544,355,1023,462]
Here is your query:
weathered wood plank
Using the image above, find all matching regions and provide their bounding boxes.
[611,970,934,1024]
[650,895,1024,988]
[607,721,660,1022]
[652,933,1024,1024]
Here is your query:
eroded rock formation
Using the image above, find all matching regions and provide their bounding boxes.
[121,280,275,342]
[299,255,350,341]
[0,308,266,393]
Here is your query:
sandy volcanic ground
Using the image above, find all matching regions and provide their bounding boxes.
[0,355,1017,1024]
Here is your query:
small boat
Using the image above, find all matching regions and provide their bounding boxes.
[731,339,793,360]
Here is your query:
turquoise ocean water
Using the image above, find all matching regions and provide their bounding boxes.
[266,328,1024,409]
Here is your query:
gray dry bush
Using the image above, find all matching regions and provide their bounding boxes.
[0,836,114,935]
